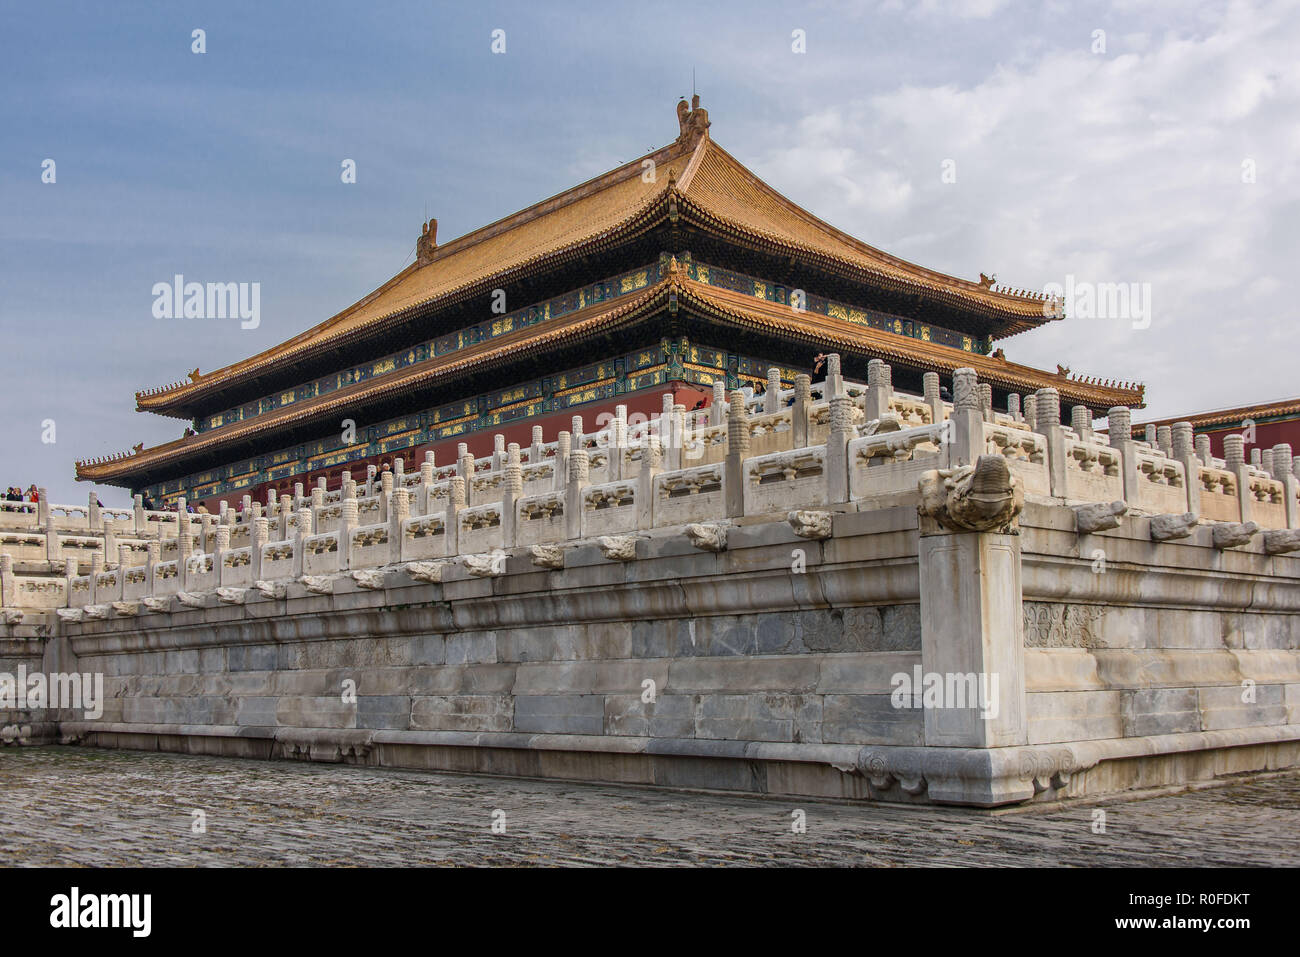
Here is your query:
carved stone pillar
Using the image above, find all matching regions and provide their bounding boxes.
[446,477,466,555]
[1034,387,1066,498]
[503,444,522,547]
[1223,434,1251,524]
[917,458,1028,755]
[865,359,891,421]
[1172,422,1200,516]
[1107,407,1139,505]
[566,448,590,540]
[827,394,853,505]
[725,392,750,519]
[949,369,984,469]
[923,372,943,425]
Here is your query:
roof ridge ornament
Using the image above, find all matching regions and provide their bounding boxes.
[417,218,438,266]
[675,94,710,147]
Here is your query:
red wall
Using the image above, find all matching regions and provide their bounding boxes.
[1199,419,1300,461]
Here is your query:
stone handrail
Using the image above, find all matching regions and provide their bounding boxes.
[6,359,1300,618]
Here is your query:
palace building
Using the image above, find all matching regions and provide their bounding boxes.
[75,97,1144,510]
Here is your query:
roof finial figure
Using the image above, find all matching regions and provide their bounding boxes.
[676,94,710,145]
[979,272,996,289]
[417,218,438,266]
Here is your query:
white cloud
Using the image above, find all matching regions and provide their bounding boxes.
[745,0,1299,419]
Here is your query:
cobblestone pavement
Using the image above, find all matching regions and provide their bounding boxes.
[1,747,1297,866]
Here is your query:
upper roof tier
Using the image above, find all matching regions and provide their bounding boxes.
[135,97,1060,418]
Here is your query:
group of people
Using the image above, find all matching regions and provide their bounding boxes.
[4,485,39,513]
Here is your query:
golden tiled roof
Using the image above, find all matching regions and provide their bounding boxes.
[81,272,1141,483]
[680,141,1053,328]
[136,106,1058,415]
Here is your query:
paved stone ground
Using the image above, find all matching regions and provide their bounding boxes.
[1,747,1297,866]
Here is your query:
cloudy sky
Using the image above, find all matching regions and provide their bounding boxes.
[2,0,1295,504]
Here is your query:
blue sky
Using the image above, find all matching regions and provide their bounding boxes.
[2,0,1295,504]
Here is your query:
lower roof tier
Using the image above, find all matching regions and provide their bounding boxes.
[77,273,1145,492]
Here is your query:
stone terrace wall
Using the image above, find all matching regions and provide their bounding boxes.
[13,358,1300,804]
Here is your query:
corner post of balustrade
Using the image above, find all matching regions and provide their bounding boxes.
[725,392,750,519]
[916,464,1028,774]
[711,380,727,428]
[924,372,944,425]
[566,447,590,540]
[1222,434,1251,524]
[764,367,781,414]
[389,487,409,564]
[251,518,268,582]
[0,554,14,610]
[864,359,890,421]
[554,432,571,493]
[88,491,101,531]
[133,494,145,534]
[213,526,230,587]
[37,487,51,529]
[1106,407,1139,506]
[365,465,377,498]
[1006,393,1022,425]
[311,484,325,527]
[342,470,356,502]
[658,397,679,472]
[1272,443,1298,528]
[278,494,292,541]
[446,477,466,556]
[1033,387,1066,499]
[1172,422,1201,517]
[948,369,984,470]
[978,383,994,424]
